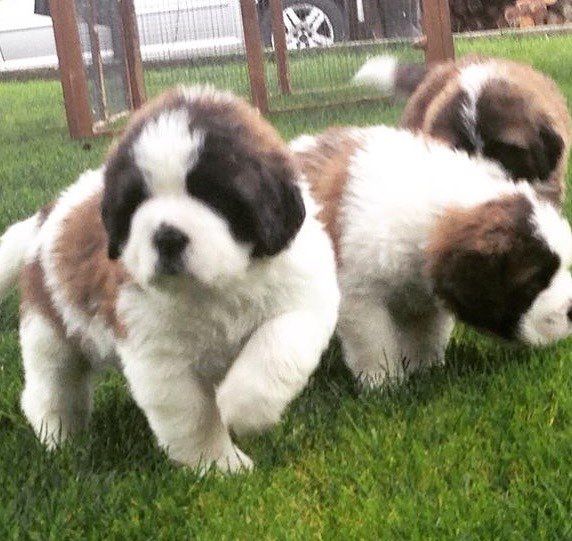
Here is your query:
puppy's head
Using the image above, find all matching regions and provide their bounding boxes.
[427,192,572,345]
[427,61,568,195]
[101,86,305,288]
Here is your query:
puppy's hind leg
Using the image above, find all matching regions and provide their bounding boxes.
[121,351,252,474]
[20,311,94,448]
[397,309,455,375]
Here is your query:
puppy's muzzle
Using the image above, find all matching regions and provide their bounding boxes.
[153,224,189,275]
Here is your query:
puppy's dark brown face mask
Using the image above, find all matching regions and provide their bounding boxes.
[427,195,563,341]
[429,84,564,185]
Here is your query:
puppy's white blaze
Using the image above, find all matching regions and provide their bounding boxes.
[122,196,251,287]
[37,168,115,362]
[133,109,205,196]
[519,269,572,345]
[531,198,572,267]
[353,55,398,93]
[458,62,497,149]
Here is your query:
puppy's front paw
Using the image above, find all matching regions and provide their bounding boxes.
[216,382,280,436]
[171,443,254,475]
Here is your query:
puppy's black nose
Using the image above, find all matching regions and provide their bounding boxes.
[153,224,189,260]
[567,306,572,321]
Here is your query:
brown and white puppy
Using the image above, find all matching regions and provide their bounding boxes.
[355,55,572,205]
[0,87,339,472]
[291,126,572,388]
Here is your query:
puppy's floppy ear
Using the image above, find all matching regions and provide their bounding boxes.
[235,153,305,257]
[101,156,148,260]
[187,131,305,257]
[538,122,564,177]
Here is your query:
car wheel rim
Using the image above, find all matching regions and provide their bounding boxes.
[281,5,335,49]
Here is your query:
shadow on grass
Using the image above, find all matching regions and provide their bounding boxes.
[273,327,570,442]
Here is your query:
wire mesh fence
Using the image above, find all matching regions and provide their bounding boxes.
[265,40,423,110]
[138,0,426,110]
[137,0,251,98]
[75,0,130,123]
[75,0,130,124]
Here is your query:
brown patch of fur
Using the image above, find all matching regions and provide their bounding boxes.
[427,195,530,263]
[400,61,458,130]
[294,128,362,256]
[393,62,429,96]
[53,192,128,338]
[20,258,66,336]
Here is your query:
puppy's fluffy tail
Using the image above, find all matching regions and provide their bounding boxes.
[0,215,39,300]
[354,55,427,97]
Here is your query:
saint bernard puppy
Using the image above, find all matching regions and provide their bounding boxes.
[355,55,571,206]
[292,126,572,388]
[0,87,339,472]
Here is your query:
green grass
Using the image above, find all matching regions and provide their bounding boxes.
[1,34,572,539]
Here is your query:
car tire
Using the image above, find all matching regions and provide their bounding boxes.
[260,0,347,48]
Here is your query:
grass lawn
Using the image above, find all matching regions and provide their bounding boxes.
[1,34,572,539]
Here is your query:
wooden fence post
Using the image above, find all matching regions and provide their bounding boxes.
[239,0,269,113]
[269,0,291,94]
[422,0,455,63]
[48,0,94,138]
[119,0,147,109]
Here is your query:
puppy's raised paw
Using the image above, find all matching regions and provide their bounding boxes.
[216,382,281,437]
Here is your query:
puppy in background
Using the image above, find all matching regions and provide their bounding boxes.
[0,87,340,472]
[355,55,571,206]
[293,126,572,388]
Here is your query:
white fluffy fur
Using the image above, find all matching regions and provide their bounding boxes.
[353,55,398,94]
[5,100,340,473]
[122,195,252,288]
[295,126,572,387]
[0,214,39,300]
[20,310,94,449]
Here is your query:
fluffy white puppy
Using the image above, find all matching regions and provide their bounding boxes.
[293,126,572,388]
[0,87,339,472]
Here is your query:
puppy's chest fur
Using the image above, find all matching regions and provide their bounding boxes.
[117,278,285,381]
